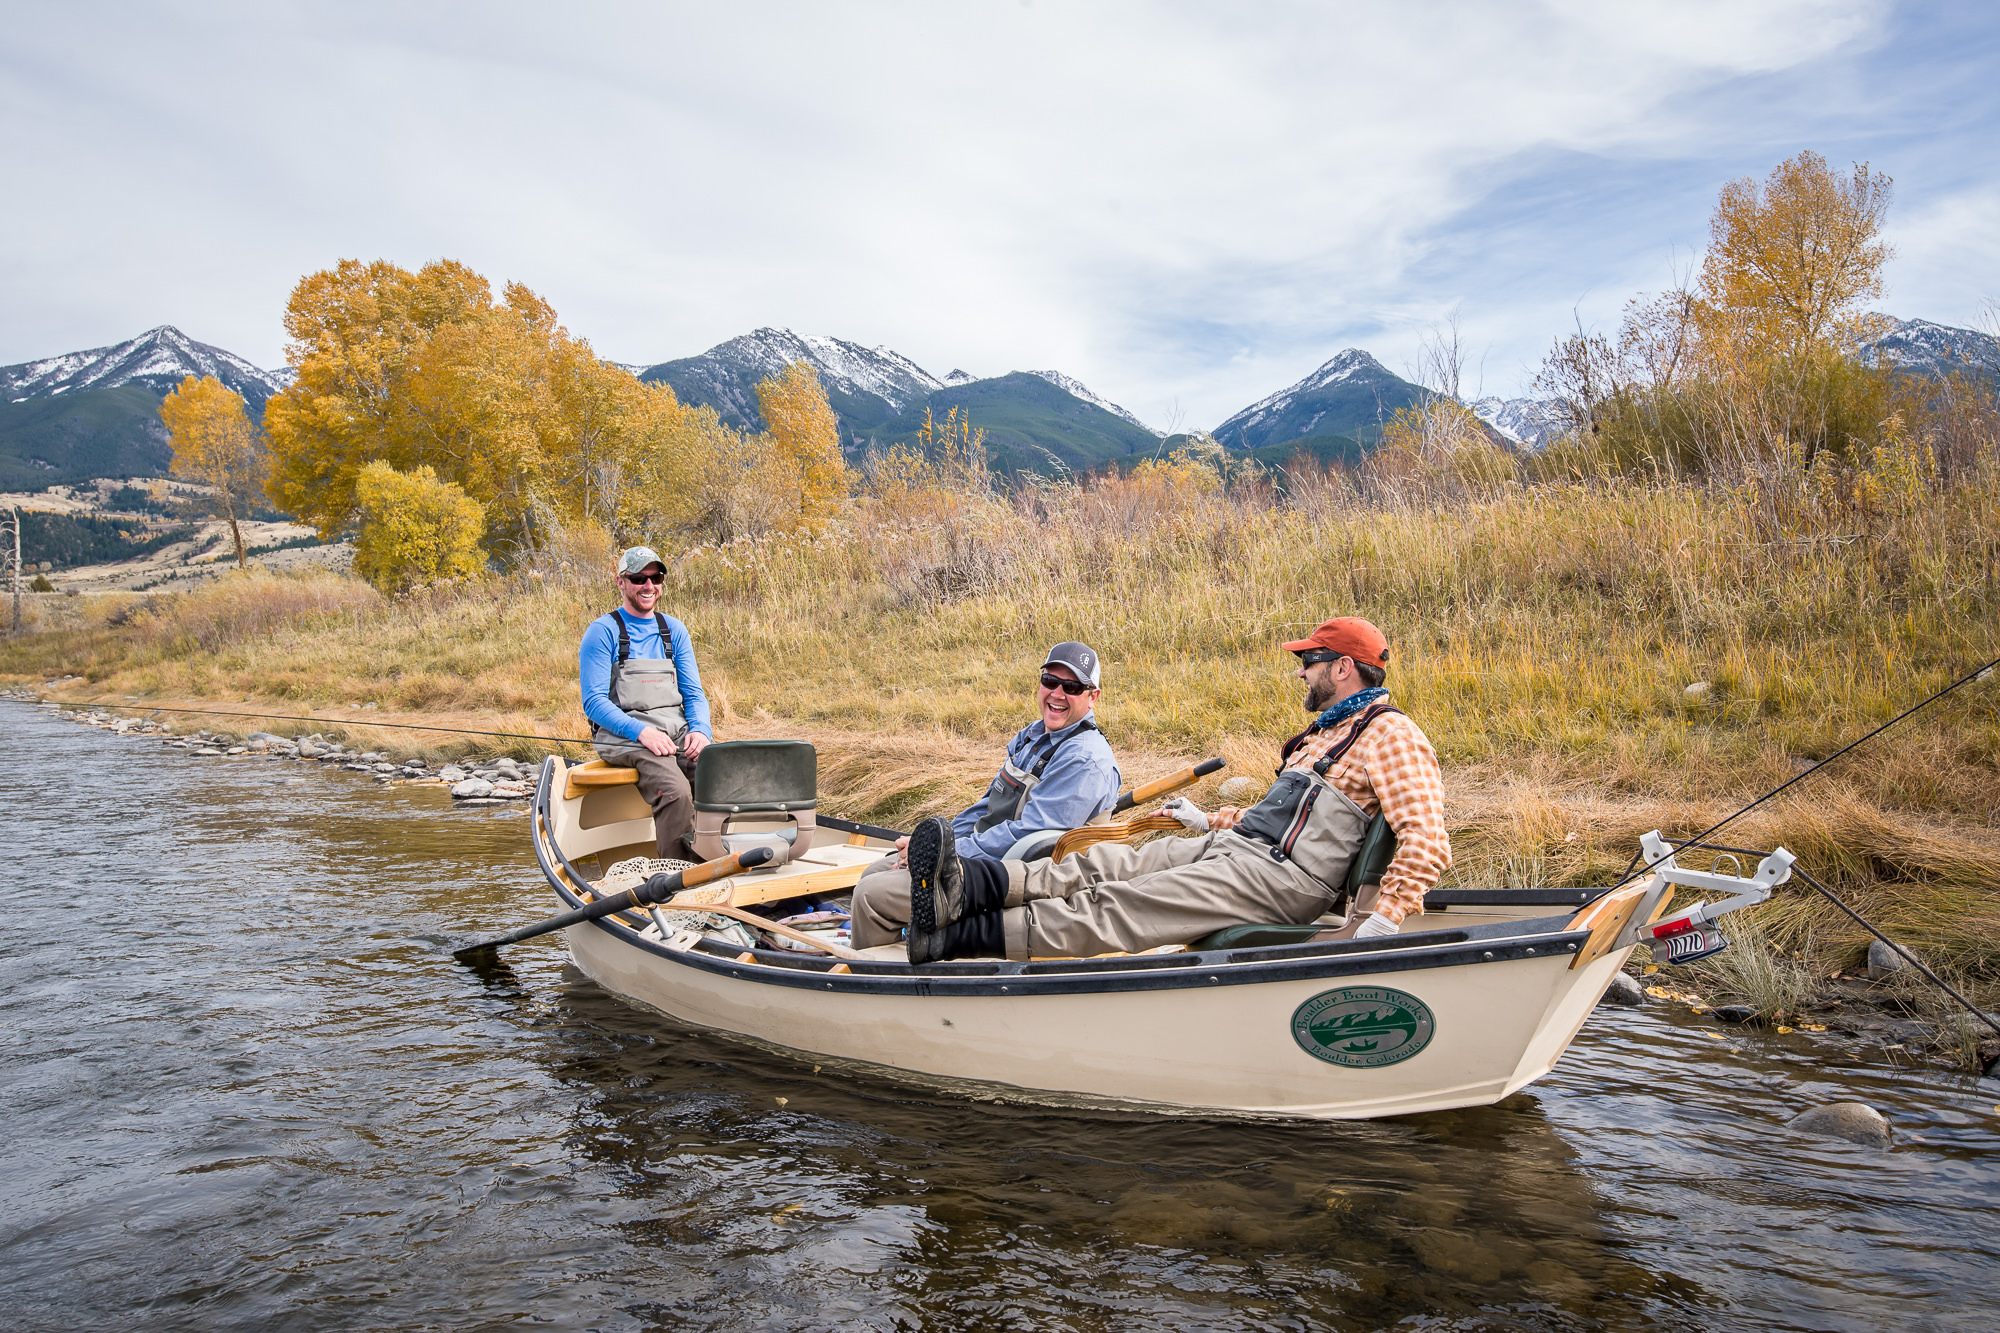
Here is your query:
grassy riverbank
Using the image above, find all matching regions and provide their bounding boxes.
[7,464,1999,1035]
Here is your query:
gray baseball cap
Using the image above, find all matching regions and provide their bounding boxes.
[1042,641,1102,687]
[616,546,664,576]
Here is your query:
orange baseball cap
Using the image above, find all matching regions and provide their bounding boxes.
[1281,617,1389,667]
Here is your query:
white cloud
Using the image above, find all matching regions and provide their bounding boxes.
[1,0,1964,429]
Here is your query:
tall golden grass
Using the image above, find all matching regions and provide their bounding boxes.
[6,455,1997,986]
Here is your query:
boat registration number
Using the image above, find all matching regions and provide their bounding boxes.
[1652,925,1728,964]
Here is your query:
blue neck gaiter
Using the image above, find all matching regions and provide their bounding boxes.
[1314,686,1389,732]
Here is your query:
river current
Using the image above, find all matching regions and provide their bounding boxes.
[1,703,1994,1331]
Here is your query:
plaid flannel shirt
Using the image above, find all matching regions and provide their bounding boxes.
[1212,699,1451,925]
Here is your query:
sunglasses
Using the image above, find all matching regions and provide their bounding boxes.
[1039,672,1093,696]
[1296,650,1346,668]
[622,572,665,586]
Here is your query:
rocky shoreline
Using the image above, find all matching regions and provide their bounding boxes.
[6,685,551,808]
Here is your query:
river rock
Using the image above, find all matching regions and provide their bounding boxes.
[1599,972,1645,1007]
[1867,938,1921,979]
[226,746,247,755]
[1787,1102,1892,1148]
[1714,1004,1759,1025]
[373,763,398,774]
[296,742,323,759]
[452,778,495,799]
[1684,681,1712,699]
[490,782,529,799]
[195,746,224,755]
[437,766,468,783]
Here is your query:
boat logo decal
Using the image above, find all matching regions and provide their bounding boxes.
[1290,986,1436,1068]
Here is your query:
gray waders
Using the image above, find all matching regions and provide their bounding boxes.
[972,719,1100,835]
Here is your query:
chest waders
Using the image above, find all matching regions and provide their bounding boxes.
[1231,704,1400,888]
[973,719,1101,833]
[589,611,690,751]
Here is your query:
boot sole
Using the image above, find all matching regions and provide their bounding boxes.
[908,817,945,937]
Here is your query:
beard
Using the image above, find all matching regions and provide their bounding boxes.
[1303,678,1337,713]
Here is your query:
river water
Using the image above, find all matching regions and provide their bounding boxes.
[1,703,1994,1332]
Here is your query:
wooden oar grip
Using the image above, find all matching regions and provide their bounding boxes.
[1115,757,1225,813]
[638,846,772,902]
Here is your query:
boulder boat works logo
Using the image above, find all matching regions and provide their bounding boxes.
[1290,986,1436,1067]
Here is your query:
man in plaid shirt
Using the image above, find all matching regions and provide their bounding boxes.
[898,616,1452,963]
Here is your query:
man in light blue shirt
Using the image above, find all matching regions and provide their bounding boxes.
[579,546,713,861]
[849,642,1121,948]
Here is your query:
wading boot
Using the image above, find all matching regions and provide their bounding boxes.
[906,817,1008,964]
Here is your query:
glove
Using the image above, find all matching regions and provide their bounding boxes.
[1161,797,1209,833]
[1353,913,1399,938]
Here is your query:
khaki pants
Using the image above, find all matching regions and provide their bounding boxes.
[594,743,697,860]
[850,832,1334,959]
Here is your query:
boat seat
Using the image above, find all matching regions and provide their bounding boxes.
[1187,811,1398,951]
[691,740,817,864]
[1002,828,1063,862]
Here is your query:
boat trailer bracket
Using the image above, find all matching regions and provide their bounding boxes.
[1615,831,1796,965]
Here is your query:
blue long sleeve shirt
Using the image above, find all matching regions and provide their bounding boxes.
[951,717,1122,861]
[579,609,712,744]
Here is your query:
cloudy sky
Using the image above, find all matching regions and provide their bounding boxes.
[4,1,1996,428]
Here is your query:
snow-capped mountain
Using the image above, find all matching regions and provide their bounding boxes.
[1468,396,1567,448]
[1025,369,1161,436]
[1,325,287,406]
[640,328,943,433]
[942,368,979,386]
[1209,349,1426,451]
[1855,317,2000,380]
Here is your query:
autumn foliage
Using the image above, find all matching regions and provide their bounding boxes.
[262,258,848,577]
[159,374,267,568]
[350,461,487,593]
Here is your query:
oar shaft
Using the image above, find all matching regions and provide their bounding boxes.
[455,847,772,956]
[1114,757,1225,813]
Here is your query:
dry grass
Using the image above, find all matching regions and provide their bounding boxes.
[6,465,1997,989]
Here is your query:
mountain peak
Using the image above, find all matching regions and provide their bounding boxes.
[1023,369,1161,436]
[1,325,287,404]
[1210,348,1421,451]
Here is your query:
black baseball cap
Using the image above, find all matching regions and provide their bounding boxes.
[1042,641,1101,688]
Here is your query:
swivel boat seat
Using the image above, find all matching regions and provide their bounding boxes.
[689,740,818,865]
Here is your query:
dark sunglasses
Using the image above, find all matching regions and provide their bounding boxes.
[622,572,665,585]
[1039,672,1093,696]
[1296,650,1346,668]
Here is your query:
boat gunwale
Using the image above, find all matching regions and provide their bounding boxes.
[533,761,1600,999]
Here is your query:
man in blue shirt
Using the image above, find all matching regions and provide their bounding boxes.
[849,642,1121,949]
[579,546,713,861]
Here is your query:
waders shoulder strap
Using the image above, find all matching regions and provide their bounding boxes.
[1310,704,1403,776]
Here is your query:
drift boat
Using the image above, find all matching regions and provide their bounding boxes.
[530,742,1793,1120]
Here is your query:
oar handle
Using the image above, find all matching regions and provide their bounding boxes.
[454,846,774,956]
[1113,758,1225,814]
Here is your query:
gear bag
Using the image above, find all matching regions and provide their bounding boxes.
[588,611,690,751]
[973,719,1101,833]
[1231,704,1399,888]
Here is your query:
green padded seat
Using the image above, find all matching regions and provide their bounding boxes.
[1189,812,1397,952]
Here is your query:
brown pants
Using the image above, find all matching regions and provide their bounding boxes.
[595,743,697,860]
[851,832,1334,958]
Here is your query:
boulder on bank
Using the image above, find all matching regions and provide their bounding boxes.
[1599,973,1645,1007]
[1867,938,1922,979]
[452,778,495,799]
[1787,1102,1892,1148]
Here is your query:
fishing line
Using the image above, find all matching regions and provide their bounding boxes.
[3,697,590,750]
[1794,866,2000,1046]
[1612,650,2000,891]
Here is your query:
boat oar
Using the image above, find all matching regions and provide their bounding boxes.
[453,847,776,959]
[1111,757,1226,815]
[1052,758,1227,861]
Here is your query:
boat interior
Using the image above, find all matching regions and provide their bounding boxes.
[537,743,1664,976]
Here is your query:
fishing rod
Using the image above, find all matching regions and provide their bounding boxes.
[4,697,591,750]
[1612,651,2000,891]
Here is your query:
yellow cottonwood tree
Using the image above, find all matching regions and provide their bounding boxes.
[753,361,846,529]
[351,461,486,593]
[1697,151,1894,358]
[159,374,267,568]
